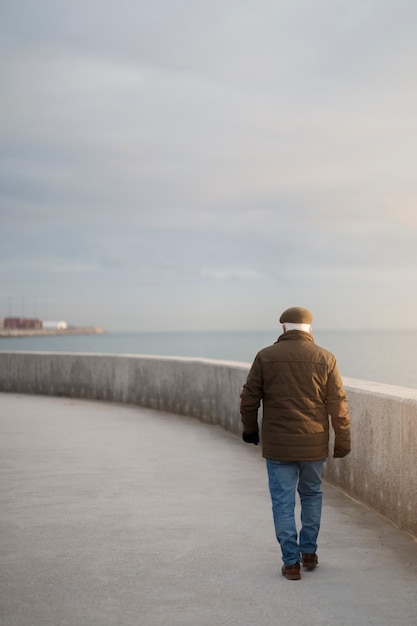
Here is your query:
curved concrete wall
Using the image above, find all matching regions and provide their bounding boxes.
[1,351,416,537]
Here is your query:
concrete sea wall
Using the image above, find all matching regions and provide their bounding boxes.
[1,351,416,538]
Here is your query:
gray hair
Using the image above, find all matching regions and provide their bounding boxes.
[282,322,312,333]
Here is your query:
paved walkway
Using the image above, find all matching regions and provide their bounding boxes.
[1,393,417,626]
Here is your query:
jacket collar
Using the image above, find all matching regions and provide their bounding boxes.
[276,330,314,344]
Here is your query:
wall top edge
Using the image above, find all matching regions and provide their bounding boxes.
[343,376,417,400]
[0,351,251,370]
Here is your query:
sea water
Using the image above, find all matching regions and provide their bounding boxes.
[0,329,416,390]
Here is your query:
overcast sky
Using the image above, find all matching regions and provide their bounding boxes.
[1,0,417,331]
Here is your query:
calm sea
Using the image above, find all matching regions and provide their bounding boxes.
[1,330,416,390]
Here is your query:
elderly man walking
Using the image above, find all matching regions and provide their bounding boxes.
[240,307,351,580]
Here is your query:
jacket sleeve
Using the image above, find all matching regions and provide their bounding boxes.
[326,361,351,458]
[240,355,263,435]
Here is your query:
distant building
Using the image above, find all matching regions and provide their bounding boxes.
[4,317,42,330]
[42,321,68,330]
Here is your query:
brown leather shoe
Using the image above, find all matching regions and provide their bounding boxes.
[301,553,318,570]
[282,563,301,580]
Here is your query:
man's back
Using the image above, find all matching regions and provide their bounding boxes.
[257,330,337,403]
[240,329,350,462]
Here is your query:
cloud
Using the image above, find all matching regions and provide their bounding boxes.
[201,268,258,281]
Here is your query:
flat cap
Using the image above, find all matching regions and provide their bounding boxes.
[279,306,313,324]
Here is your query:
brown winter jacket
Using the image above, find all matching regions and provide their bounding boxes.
[240,330,351,461]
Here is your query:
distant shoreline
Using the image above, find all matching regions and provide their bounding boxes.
[0,327,106,338]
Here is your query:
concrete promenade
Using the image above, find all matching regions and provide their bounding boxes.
[1,393,417,626]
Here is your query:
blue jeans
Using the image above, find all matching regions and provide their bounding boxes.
[266,459,325,565]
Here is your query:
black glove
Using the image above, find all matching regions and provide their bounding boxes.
[242,431,259,445]
[333,448,350,458]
